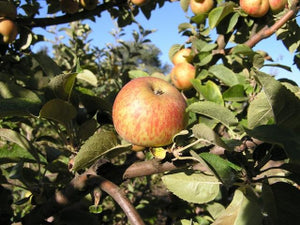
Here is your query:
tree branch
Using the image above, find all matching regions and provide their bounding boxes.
[16,1,128,28]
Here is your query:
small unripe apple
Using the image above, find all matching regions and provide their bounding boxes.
[171,62,196,90]
[240,0,269,17]
[269,0,287,12]
[172,48,193,65]
[0,1,17,19]
[190,0,214,15]
[60,0,79,14]
[112,77,187,147]
[0,19,18,44]
[130,0,149,6]
[80,0,98,10]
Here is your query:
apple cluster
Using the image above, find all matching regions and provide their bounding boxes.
[0,1,18,44]
[240,0,288,17]
[170,48,196,90]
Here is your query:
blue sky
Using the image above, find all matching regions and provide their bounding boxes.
[32,1,300,85]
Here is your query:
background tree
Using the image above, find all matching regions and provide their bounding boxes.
[0,0,300,224]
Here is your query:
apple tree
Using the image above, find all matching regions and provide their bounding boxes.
[0,0,300,224]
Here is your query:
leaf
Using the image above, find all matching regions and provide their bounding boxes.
[209,65,239,87]
[48,73,77,100]
[187,101,238,128]
[223,84,247,102]
[192,124,229,149]
[245,125,300,164]
[247,92,274,129]
[0,98,41,117]
[180,0,190,12]
[73,131,119,171]
[77,69,98,87]
[255,71,300,132]
[191,80,223,105]
[128,70,149,79]
[199,152,240,187]
[0,144,36,164]
[33,53,62,77]
[206,202,226,219]
[39,99,77,125]
[208,2,235,29]
[212,189,263,225]
[162,171,220,204]
[150,147,167,160]
[0,128,40,164]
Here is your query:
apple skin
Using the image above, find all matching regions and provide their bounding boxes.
[112,77,187,147]
[171,62,196,90]
[131,0,149,6]
[0,19,18,44]
[240,0,269,17]
[269,0,287,12]
[0,1,17,19]
[190,0,214,15]
[80,0,98,10]
[60,0,79,14]
[172,48,193,65]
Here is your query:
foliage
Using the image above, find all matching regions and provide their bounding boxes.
[0,0,300,224]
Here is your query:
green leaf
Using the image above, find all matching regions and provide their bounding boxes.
[226,12,240,33]
[48,73,77,100]
[162,171,220,204]
[199,152,240,187]
[212,189,263,225]
[191,80,223,105]
[39,99,77,125]
[209,65,239,86]
[0,81,41,101]
[180,0,190,12]
[0,144,36,164]
[208,3,235,29]
[223,84,247,102]
[192,124,229,149]
[187,101,238,128]
[73,131,122,171]
[245,125,300,163]
[231,44,254,56]
[0,128,40,164]
[247,92,274,129]
[33,53,62,77]
[255,72,300,132]
[206,202,226,219]
[128,70,149,79]
[0,98,41,117]
[169,44,183,62]
[77,69,98,87]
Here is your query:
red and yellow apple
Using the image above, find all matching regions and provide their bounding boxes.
[240,0,269,17]
[112,77,187,147]
[172,48,193,65]
[130,0,149,6]
[190,0,214,15]
[269,0,287,12]
[80,0,98,10]
[60,0,79,14]
[0,1,17,19]
[0,19,18,44]
[171,62,196,90]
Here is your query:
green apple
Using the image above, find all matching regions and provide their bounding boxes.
[190,0,214,15]
[269,0,287,12]
[0,1,17,19]
[240,0,269,17]
[80,0,98,10]
[171,62,196,90]
[112,77,187,147]
[0,19,18,44]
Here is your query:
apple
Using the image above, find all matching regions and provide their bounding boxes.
[190,0,214,15]
[112,77,187,147]
[269,0,287,12]
[60,0,79,14]
[130,0,149,7]
[0,19,18,44]
[171,62,196,90]
[172,48,193,65]
[0,1,17,19]
[80,0,98,10]
[240,0,269,17]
